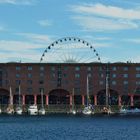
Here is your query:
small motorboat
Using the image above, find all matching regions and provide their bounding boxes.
[38,108,45,115]
[28,105,38,115]
[72,110,76,115]
[15,107,22,115]
[102,107,114,115]
[120,107,140,114]
[7,107,14,115]
[82,106,92,115]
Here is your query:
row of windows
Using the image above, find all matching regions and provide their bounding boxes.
[16,80,44,85]
[16,66,34,71]
[99,80,139,85]
[15,78,140,86]
[15,66,92,71]
[16,66,140,71]
[15,73,140,79]
[15,87,44,93]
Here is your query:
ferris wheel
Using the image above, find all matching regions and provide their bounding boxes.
[40,37,101,63]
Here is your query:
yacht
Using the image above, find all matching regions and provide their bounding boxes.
[82,106,92,115]
[16,107,22,115]
[71,88,76,115]
[82,76,93,115]
[7,86,14,114]
[7,106,14,114]
[38,108,45,115]
[120,106,140,114]
[102,106,114,115]
[28,105,38,115]
[38,89,46,115]
[15,85,22,115]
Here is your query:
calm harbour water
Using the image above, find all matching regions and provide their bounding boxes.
[0,114,140,140]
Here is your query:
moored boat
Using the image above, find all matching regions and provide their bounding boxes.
[7,86,14,114]
[120,106,140,114]
[82,106,92,115]
[7,107,14,114]
[16,107,22,115]
[28,105,38,115]
[71,88,76,115]
[15,85,22,115]
[82,76,93,115]
[38,108,45,115]
[38,89,46,115]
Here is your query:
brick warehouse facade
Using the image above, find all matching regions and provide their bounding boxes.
[0,62,140,107]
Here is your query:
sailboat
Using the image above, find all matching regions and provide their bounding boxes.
[82,76,93,115]
[7,86,14,114]
[38,89,45,115]
[102,69,113,115]
[71,88,76,115]
[15,85,22,115]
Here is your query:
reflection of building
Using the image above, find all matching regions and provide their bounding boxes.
[0,62,140,106]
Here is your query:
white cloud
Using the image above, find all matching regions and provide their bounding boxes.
[72,16,138,31]
[0,0,37,5]
[38,20,52,27]
[0,40,45,62]
[83,35,111,41]
[124,38,140,44]
[16,33,53,43]
[94,37,111,41]
[0,40,44,51]
[70,3,140,31]
[70,3,140,20]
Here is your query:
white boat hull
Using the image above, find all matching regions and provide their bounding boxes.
[7,110,14,114]
[7,107,14,114]
[72,110,76,115]
[29,111,38,115]
[120,108,140,114]
[39,109,46,115]
[83,110,92,115]
[82,106,92,115]
[16,108,22,115]
[28,105,38,115]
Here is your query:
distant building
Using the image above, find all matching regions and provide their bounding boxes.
[0,62,140,106]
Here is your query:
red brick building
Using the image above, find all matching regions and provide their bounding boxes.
[0,62,140,107]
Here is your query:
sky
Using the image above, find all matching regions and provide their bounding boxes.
[0,0,140,63]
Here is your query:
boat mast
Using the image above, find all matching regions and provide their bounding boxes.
[18,84,21,106]
[41,89,44,109]
[72,88,75,110]
[87,75,89,106]
[9,86,13,106]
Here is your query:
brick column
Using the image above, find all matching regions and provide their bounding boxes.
[118,95,121,106]
[46,95,49,105]
[94,95,97,105]
[130,95,134,106]
[22,95,25,105]
[70,95,72,106]
[34,94,37,105]
[82,95,85,105]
